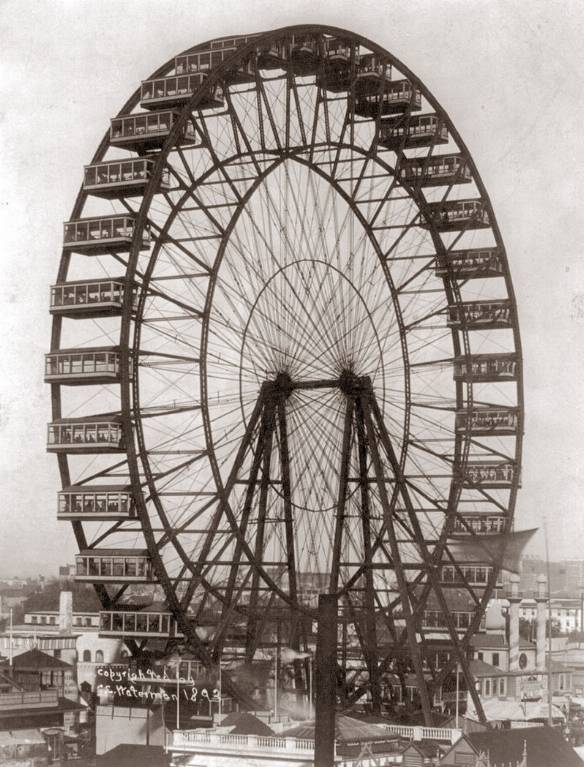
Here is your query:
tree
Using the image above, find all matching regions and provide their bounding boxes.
[21,580,101,614]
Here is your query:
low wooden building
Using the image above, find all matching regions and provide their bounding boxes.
[440,725,583,767]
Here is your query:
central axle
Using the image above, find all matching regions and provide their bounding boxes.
[264,371,373,397]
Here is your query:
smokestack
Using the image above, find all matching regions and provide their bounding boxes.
[59,591,73,633]
[536,575,547,671]
[508,573,521,670]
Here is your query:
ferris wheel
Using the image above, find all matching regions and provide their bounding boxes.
[47,25,523,721]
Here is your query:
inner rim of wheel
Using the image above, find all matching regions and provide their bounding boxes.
[200,159,405,514]
[235,258,390,515]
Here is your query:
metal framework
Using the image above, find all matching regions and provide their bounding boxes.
[48,25,523,722]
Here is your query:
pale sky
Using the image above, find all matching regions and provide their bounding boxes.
[1,0,584,576]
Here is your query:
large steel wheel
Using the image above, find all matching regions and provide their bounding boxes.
[48,25,523,721]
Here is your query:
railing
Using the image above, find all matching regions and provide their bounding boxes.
[380,724,462,745]
[171,730,315,755]
[0,690,59,710]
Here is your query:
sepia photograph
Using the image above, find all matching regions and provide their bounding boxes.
[1,1,584,765]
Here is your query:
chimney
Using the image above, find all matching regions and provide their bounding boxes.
[508,573,521,670]
[59,590,73,633]
[536,575,547,671]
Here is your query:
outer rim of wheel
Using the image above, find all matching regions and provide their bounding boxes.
[49,24,523,707]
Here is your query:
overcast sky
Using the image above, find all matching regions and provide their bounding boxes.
[1,0,583,577]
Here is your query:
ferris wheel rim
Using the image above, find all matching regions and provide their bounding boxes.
[48,24,524,717]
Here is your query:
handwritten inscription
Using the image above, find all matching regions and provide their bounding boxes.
[96,665,220,703]
[97,683,220,703]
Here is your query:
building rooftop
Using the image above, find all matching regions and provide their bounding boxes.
[520,596,581,606]
[469,658,506,678]
[468,726,583,767]
[8,648,73,670]
[282,715,392,742]
[220,712,274,736]
[470,633,535,649]
[0,625,80,636]
[379,709,450,728]
[78,548,148,557]
[0,696,83,719]
[24,609,99,615]
[467,697,566,725]
[97,744,169,767]
[403,739,445,758]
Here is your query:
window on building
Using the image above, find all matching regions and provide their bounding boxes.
[82,650,91,662]
[31,616,38,624]
[54,649,61,659]
[499,678,505,695]
[41,616,47,624]
[477,652,484,661]
[95,650,104,663]
[50,617,56,625]
[85,618,91,627]
[492,653,500,667]
[485,679,491,696]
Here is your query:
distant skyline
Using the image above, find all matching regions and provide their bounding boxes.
[1,0,584,574]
